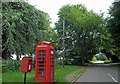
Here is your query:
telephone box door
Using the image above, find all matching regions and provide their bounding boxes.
[35,47,46,81]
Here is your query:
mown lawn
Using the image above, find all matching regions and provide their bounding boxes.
[2,64,85,83]
[55,65,83,82]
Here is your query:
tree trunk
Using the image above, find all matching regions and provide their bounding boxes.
[16,55,20,60]
[2,49,11,59]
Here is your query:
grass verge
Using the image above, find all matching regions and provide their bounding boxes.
[65,66,86,82]
[2,65,86,82]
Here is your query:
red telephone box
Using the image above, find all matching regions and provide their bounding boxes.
[35,42,55,82]
[20,56,32,72]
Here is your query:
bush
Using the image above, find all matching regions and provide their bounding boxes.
[92,56,97,61]
[97,54,107,61]
[104,59,112,64]
[2,60,20,73]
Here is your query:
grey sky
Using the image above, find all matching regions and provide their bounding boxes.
[28,0,114,27]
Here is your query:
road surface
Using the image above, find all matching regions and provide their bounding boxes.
[75,64,119,84]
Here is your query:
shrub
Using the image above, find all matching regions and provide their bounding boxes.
[97,54,107,61]
[92,56,97,61]
[2,60,20,73]
[104,59,112,64]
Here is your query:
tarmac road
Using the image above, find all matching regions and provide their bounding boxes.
[75,64,119,83]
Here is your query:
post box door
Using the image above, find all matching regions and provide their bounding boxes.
[28,59,32,72]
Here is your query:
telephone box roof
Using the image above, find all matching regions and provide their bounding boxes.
[36,41,54,46]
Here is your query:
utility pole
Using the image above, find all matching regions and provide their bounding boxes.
[62,19,65,68]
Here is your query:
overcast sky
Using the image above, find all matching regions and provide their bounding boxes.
[28,0,114,27]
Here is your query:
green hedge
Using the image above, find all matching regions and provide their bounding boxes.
[2,59,35,73]
[2,60,20,73]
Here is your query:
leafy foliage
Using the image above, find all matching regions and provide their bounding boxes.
[108,1,120,57]
[92,56,97,61]
[2,60,20,72]
[55,4,111,64]
[2,2,53,59]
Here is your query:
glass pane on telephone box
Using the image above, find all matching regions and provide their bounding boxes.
[38,50,46,79]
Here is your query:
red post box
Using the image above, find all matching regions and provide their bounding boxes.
[35,41,55,82]
[20,56,32,72]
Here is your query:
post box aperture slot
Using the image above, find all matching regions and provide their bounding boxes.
[28,60,32,63]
